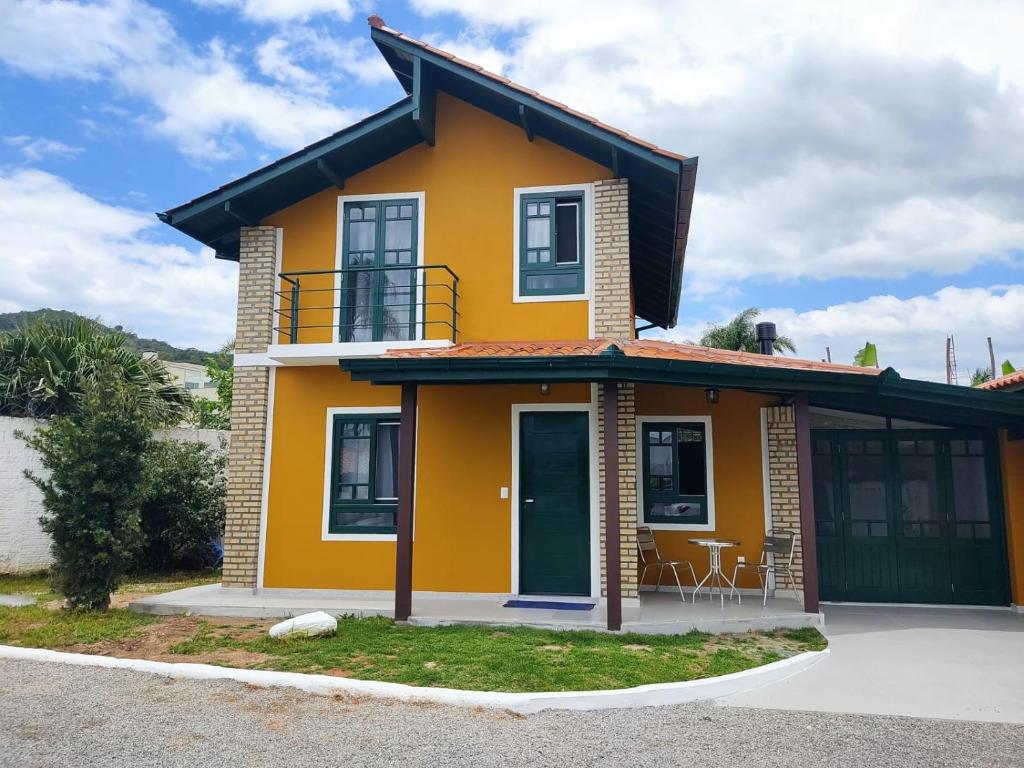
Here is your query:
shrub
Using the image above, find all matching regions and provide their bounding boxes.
[22,382,149,610]
[137,439,227,571]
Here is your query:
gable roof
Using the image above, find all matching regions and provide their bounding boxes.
[158,16,697,329]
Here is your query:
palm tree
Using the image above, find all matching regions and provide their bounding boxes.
[0,318,189,423]
[695,308,796,354]
[971,367,994,386]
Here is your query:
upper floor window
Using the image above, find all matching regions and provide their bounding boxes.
[340,198,419,343]
[640,420,713,527]
[518,191,585,297]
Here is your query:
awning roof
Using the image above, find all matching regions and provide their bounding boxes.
[341,340,1024,430]
[158,16,697,329]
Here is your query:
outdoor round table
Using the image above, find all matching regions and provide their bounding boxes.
[688,538,740,606]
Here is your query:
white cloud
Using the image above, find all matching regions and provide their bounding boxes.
[255,37,326,93]
[194,0,354,23]
[664,286,1024,383]
[0,0,357,160]
[3,135,83,162]
[410,1,1024,292]
[0,168,237,350]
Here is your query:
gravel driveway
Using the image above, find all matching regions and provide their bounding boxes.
[2,659,1022,768]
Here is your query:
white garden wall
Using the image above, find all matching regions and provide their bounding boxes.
[0,417,228,574]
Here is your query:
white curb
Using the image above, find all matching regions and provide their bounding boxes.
[0,644,828,714]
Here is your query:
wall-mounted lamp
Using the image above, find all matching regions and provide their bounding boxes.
[705,387,720,405]
[539,383,551,396]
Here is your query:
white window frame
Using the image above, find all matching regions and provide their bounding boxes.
[512,183,593,304]
[636,415,716,532]
[333,192,427,341]
[321,405,402,542]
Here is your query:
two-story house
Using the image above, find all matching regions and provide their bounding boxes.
[158,17,1024,631]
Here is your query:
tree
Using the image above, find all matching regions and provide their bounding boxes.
[0,318,189,424]
[1002,360,1017,376]
[853,342,879,368]
[22,379,150,610]
[188,340,233,430]
[971,367,994,386]
[695,308,796,354]
[137,439,227,571]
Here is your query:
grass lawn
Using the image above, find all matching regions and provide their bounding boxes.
[0,569,222,605]
[0,588,826,692]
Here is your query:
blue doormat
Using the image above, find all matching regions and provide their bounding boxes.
[503,599,595,611]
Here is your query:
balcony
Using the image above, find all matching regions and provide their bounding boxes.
[269,265,460,364]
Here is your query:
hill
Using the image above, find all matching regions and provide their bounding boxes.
[0,309,218,365]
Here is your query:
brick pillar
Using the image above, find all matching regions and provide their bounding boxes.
[223,226,277,589]
[598,382,638,600]
[765,405,804,594]
[593,178,633,339]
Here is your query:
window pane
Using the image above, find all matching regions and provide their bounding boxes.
[812,448,836,536]
[525,272,579,291]
[648,444,673,480]
[527,203,538,216]
[951,455,989,522]
[375,423,399,500]
[527,217,550,248]
[348,220,375,252]
[385,205,399,219]
[900,452,941,533]
[338,431,370,485]
[385,219,412,250]
[380,269,413,342]
[555,203,579,264]
[846,453,887,521]
[677,425,706,496]
[399,204,412,218]
[650,501,703,521]
[334,509,395,529]
[364,206,376,219]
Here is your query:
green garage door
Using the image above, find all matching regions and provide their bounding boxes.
[813,430,1009,606]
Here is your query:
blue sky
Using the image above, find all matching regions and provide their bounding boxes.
[1,0,1022,381]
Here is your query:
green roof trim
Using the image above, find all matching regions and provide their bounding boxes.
[340,355,1024,430]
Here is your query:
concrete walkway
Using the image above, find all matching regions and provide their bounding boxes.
[720,604,1024,723]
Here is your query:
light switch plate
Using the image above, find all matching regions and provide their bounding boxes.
[499,487,509,499]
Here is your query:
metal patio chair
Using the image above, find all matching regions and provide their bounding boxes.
[637,526,698,602]
[729,529,797,605]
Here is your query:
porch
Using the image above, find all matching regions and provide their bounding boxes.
[131,584,820,635]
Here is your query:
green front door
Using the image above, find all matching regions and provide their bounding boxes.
[814,429,1009,605]
[519,412,590,596]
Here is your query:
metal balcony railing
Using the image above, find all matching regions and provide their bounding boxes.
[274,265,460,345]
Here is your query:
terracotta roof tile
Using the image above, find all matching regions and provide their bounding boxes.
[979,370,1024,391]
[371,20,687,165]
[385,339,882,376]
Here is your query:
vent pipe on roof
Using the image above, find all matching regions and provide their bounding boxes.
[756,322,777,356]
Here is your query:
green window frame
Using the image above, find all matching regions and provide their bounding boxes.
[641,421,710,525]
[328,413,400,534]
[340,198,419,343]
[518,191,585,297]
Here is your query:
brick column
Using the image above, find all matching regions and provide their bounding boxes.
[223,226,277,589]
[593,178,632,339]
[593,178,638,603]
[765,405,804,595]
[598,382,638,600]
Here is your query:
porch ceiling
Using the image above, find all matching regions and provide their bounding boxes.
[341,340,1024,430]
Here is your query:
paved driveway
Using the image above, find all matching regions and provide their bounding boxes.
[721,604,1024,723]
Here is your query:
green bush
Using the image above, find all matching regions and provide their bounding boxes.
[22,382,150,611]
[137,440,227,571]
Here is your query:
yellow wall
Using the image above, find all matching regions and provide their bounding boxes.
[1000,431,1024,604]
[636,385,777,590]
[265,92,613,345]
[262,372,591,591]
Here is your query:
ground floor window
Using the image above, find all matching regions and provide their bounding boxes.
[328,413,399,534]
[640,419,711,526]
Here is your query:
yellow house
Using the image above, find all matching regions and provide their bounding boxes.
[158,17,1024,631]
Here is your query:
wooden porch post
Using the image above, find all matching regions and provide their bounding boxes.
[395,382,417,622]
[793,392,820,613]
[603,381,622,631]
